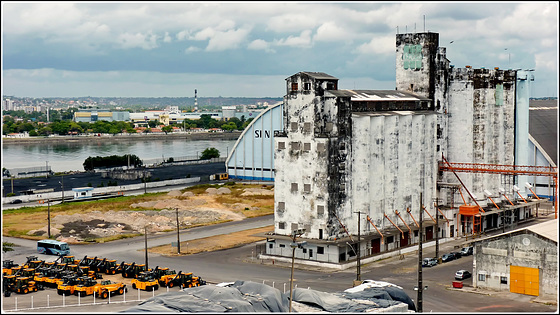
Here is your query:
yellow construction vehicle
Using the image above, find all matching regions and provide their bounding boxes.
[212,173,229,180]
[99,279,127,297]
[123,263,150,278]
[74,278,125,298]
[156,268,179,288]
[57,275,88,296]
[3,260,19,276]
[4,276,39,297]
[98,259,120,275]
[131,272,159,291]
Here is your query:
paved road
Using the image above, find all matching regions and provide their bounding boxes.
[2,215,557,313]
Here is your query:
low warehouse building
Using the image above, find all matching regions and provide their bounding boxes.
[472,219,557,298]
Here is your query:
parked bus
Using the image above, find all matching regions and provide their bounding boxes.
[37,240,70,256]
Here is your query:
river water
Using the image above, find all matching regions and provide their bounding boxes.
[2,138,237,173]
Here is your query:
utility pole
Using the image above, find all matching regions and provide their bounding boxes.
[354,211,363,283]
[289,229,305,313]
[143,169,147,194]
[176,207,181,254]
[417,192,424,313]
[60,175,64,203]
[435,197,439,260]
[47,199,51,238]
[144,225,149,268]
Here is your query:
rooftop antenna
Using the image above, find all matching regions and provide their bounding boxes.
[194,89,198,111]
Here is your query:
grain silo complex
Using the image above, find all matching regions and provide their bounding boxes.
[226,31,557,265]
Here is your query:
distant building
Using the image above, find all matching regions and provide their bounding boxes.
[222,106,237,120]
[74,109,130,122]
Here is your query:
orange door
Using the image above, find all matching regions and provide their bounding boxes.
[510,265,539,296]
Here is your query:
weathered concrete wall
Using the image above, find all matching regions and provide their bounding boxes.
[474,232,558,297]
[396,32,440,100]
[445,68,517,203]
[350,112,438,236]
[274,72,342,240]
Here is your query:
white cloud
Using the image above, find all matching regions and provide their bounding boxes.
[116,32,158,50]
[274,30,312,48]
[205,28,251,52]
[248,39,275,53]
[176,30,191,41]
[267,13,318,33]
[185,46,201,54]
[192,27,216,41]
[163,32,172,43]
[356,35,395,56]
[313,22,348,42]
[535,51,557,73]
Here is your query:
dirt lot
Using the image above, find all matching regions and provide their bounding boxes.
[2,183,274,254]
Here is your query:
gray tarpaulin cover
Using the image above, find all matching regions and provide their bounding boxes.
[122,280,414,313]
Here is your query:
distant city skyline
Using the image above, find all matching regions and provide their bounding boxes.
[2,2,558,98]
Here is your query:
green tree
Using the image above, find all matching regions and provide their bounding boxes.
[50,121,71,135]
[162,125,174,134]
[221,122,237,132]
[2,242,15,253]
[200,147,220,160]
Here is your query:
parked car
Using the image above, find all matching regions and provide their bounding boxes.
[460,246,473,256]
[9,199,22,204]
[441,253,455,262]
[455,270,472,280]
[450,251,462,259]
[422,258,438,267]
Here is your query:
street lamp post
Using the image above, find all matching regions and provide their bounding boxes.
[417,192,424,313]
[353,211,363,283]
[176,207,181,254]
[59,175,64,203]
[47,199,51,238]
[144,225,149,268]
[289,228,305,313]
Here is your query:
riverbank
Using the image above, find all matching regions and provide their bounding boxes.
[2,130,242,145]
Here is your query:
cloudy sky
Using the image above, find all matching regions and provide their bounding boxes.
[1,2,558,98]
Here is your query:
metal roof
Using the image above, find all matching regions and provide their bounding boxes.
[327,90,430,101]
[526,219,558,242]
[529,99,558,166]
[299,71,338,80]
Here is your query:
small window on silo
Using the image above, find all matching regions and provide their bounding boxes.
[278,142,285,149]
[303,122,311,133]
[278,222,285,229]
[278,202,285,210]
[303,143,311,151]
[317,205,324,215]
[291,223,298,232]
[304,184,311,193]
[304,82,311,90]
[291,183,298,193]
[291,122,298,132]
